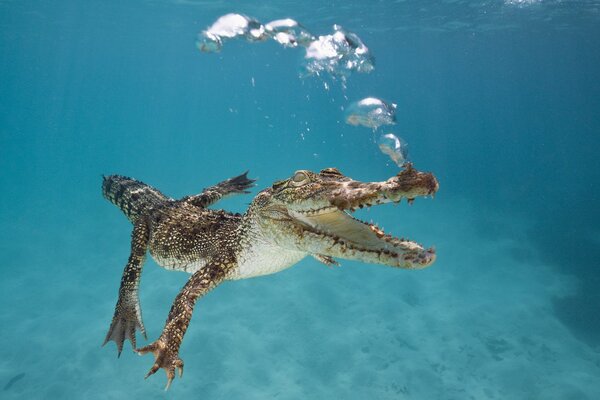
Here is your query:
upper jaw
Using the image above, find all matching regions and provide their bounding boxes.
[327,163,439,211]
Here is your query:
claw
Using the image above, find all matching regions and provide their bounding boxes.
[137,339,183,390]
[175,359,184,378]
[145,363,160,379]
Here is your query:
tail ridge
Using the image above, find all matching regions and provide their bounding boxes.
[102,175,169,222]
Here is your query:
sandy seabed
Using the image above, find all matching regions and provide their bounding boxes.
[0,200,598,400]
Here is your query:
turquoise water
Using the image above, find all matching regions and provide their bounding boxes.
[1,1,599,398]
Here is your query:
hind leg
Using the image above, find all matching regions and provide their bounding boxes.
[137,259,232,389]
[103,219,149,356]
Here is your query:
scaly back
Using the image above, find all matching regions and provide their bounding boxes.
[102,175,171,223]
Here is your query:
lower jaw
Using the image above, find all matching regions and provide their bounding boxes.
[297,223,434,269]
[322,240,433,269]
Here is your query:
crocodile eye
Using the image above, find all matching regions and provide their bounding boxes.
[290,171,309,187]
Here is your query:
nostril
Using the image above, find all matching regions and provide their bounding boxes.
[413,248,436,267]
[423,249,436,265]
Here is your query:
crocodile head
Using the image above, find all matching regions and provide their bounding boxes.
[251,164,439,269]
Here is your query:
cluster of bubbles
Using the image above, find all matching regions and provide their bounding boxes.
[197,14,409,168]
[196,14,374,81]
[344,97,409,167]
[301,25,374,79]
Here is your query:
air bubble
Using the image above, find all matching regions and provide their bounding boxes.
[196,13,267,53]
[344,97,397,129]
[378,133,409,167]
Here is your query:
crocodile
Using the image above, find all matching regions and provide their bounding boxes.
[101,164,439,389]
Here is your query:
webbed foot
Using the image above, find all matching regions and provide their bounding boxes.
[137,339,184,390]
[103,301,146,356]
[220,171,256,194]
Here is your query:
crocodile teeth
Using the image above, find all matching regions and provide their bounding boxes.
[369,225,385,238]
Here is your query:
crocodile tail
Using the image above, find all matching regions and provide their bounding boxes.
[102,175,170,222]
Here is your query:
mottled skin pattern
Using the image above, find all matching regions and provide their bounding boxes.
[102,165,439,389]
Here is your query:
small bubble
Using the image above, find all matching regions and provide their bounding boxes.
[377,133,409,167]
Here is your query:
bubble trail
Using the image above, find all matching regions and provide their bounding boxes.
[197,15,374,83]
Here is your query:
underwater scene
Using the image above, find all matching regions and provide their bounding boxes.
[1,0,599,398]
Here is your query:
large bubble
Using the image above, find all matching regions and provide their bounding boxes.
[344,97,397,129]
[197,13,267,53]
[378,133,409,167]
[302,25,375,78]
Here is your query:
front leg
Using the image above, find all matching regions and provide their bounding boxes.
[183,171,256,208]
[103,218,149,355]
[137,258,233,389]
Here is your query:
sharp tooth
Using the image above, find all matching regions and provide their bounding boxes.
[369,225,385,238]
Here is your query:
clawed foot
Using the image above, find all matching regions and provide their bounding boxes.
[137,339,184,390]
[103,301,146,356]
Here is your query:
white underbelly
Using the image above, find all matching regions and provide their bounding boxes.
[228,245,306,280]
[150,242,306,279]
[151,253,207,274]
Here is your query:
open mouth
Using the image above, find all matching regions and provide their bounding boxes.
[266,164,438,269]
[289,199,436,270]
